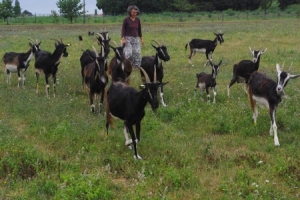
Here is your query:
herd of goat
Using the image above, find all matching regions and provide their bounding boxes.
[2,30,300,159]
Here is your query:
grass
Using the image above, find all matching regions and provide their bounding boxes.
[0,17,300,199]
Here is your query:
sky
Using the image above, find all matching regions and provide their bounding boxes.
[19,0,102,16]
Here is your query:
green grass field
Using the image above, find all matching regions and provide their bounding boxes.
[0,17,300,199]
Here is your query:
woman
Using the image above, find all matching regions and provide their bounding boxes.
[121,5,144,69]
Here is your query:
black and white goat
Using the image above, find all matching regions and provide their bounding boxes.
[108,42,132,84]
[248,63,300,146]
[106,67,167,159]
[140,40,170,107]
[83,46,108,113]
[88,31,94,36]
[80,32,110,87]
[227,47,267,97]
[185,31,224,66]
[3,40,41,87]
[194,60,222,103]
[34,39,70,97]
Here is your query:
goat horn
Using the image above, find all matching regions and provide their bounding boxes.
[153,65,157,83]
[51,38,61,44]
[139,67,151,83]
[92,46,99,58]
[281,61,285,70]
[111,41,118,47]
[28,38,35,43]
[96,33,104,41]
[152,40,160,46]
[288,62,293,72]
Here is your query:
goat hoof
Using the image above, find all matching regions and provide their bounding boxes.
[125,139,133,146]
[134,155,142,160]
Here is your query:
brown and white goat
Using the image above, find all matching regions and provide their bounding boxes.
[108,42,132,84]
[195,60,222,103]
[83,46,108,113]
[80,32,110,87]
[248,63,300,146]
[34,39,70,97]
[3,40,41,87]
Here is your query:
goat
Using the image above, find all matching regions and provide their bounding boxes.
[185,31,224,66]
[34,39,70,97]
[108,42,132,84]
[194,60,222,103]
[227,47,267,97]
[83,46,108,113]
[140,40,170,107]
[88,31,94,36]
[248,63,300,146]
[3,40,41,87]
[106,67,167,159]
[80,32,110,87]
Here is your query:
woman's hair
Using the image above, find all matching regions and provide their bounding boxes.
[127,5,139,16]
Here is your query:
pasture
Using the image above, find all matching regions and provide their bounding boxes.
[0,18,300,199]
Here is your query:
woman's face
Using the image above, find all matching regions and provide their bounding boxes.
[130,9,138,17]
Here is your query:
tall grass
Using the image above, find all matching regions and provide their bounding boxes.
[0,17,300,199]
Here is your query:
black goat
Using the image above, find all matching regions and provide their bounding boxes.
[140,40,170,106]
[248,63,300,146]
[34,39,70,97]
[106,67,167,159]
[185,31,224,66]
[80,32,110,87]
[194,60,222,103]
[3,40,41,87]
[108,42,132,84]
[83,46,108,113]
[227,47,267,97]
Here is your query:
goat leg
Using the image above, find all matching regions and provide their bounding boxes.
[127,125,142,160]
[53,75,57,98]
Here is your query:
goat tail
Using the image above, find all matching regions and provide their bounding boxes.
[248,84,255,112]
[105,89,114,135]
[184,41,190,52]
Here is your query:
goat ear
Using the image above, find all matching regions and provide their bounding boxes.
[218,60,222,66]
[249,47,253,53]
[109,44,116,50]
[161,81,169,86]
[139,84,146,89]
[261,48,267,54]
[151,44,157,49]
[276,63,281,73]
[289,74,300,79]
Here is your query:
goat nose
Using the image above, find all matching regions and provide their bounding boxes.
[276,86,282,93]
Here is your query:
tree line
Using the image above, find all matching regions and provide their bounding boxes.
[96,0,300,15]
[0,0,299,24]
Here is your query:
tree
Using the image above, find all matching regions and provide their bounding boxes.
[260,0,273,17]
[172,0,196,12]
[278,0,299,10]
[0,0,14,24]
[14,0,21,16]
[57,0,83,23]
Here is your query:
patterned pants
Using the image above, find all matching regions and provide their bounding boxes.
[124,36,141,67]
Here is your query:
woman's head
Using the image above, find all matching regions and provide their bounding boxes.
[127,5,139,16]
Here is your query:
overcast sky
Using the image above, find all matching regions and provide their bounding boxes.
[19,0,101,16]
